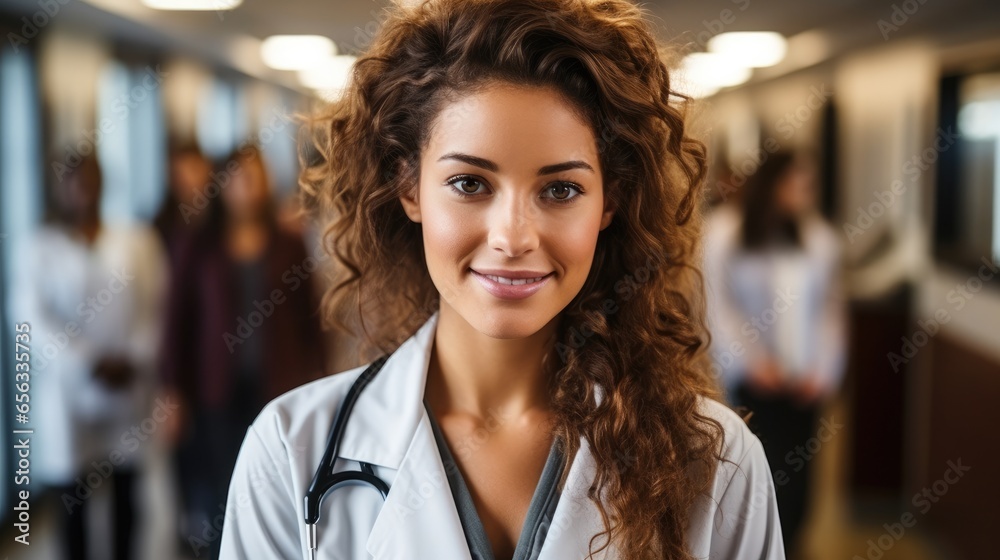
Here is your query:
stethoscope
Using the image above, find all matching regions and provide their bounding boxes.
[303,354,392,560]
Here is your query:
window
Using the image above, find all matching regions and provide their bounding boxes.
[935,71,1000,271]
[96,60,168,224]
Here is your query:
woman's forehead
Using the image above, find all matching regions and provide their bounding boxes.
[423,84,601,174]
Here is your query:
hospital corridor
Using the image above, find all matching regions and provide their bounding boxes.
[1,0,999,559]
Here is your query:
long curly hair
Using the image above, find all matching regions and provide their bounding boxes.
[300,0,726,557]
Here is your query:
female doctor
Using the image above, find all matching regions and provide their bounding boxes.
[220,0,785,558]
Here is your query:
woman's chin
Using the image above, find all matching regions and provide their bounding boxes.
[464,309,554,340]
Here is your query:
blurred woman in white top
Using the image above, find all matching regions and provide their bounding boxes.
[702,151,847,557]
[9,153,167,560]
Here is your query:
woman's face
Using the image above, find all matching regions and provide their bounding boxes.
[170,152,211,204]
[400,84,614,339]
[59,162,102,222]
[223,156,270,221]
[775,163,816,217]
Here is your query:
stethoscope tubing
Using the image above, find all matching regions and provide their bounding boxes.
[303,354,392,558]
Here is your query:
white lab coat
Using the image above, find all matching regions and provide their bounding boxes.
[220,311,785,559]
[8,224,166,485]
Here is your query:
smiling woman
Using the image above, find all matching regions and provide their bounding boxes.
[219,1,785,559]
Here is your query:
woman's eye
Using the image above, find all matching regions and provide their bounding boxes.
[446,176,583,202]
[448,176,488,196]
[542,182,582,202]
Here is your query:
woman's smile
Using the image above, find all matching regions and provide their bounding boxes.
[469,267,555,300]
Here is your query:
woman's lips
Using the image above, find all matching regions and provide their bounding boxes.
[469,269,553,300]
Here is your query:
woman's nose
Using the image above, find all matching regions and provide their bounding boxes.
[487,194,540,258]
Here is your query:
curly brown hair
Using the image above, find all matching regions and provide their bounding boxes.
[300,0,726,557]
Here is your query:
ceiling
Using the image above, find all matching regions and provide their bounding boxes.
[2,0,999,90]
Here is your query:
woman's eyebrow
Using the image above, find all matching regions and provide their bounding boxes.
[437,152,595,175]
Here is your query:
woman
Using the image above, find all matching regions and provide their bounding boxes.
[160,144,327,559]
[10,154,166,560]
[703,152,846,556]
[220,1,783,558]
[152,141,213,267]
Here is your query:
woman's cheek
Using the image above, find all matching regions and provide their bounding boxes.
[420,199,481,291]
[426,200,478,253]
[551,209,601,268]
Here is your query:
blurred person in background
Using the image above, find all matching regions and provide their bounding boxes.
[9,153,167,560]
[702,151,847,557]
[159,143,326,559]
[153,142,213,267]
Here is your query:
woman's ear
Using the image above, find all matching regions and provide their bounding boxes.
[396,158,422,223]
[399,183,422,223]
[600,181,617,231]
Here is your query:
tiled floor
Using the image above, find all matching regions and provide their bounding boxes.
[2,396,944,560]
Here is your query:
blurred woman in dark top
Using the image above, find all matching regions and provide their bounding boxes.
[153,142,213,267]
[703,152,847,558]
[159,143,327,559]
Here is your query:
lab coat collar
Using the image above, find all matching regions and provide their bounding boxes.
[336,310,440,470]
[345,310,613,559]
[335,309,604,470]
[365,417,612,560]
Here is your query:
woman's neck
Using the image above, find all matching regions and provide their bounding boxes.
[72,214,101,246]
[225,217,270,262]
[426,302,558,421]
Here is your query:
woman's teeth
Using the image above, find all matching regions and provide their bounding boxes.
[484,274,546,285]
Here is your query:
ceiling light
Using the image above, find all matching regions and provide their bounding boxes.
[675,80,720,99]
[261,35,337,71]
[299,55,358,97]
[708,32,787,68]
[676,52,751,97]
[142,0,242,10]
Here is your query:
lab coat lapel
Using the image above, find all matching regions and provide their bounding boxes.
[342,311,469,559]
[538,438,617,559]
[336,313,439,469]
[365,411,473,560]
